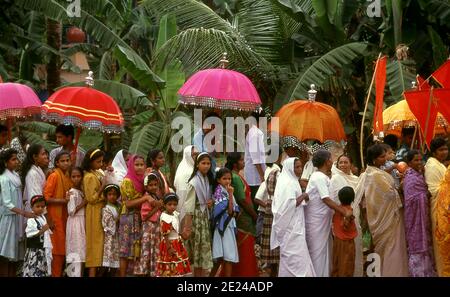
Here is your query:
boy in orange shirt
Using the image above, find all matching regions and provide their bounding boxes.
[331,186,357,277]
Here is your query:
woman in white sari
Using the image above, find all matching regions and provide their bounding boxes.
[329,155,364,277]
[271,157,315,277]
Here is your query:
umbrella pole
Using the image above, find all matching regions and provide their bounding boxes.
[423,87,434,150]
[360,53,382,169]
[6,118,12,144]
[411,124,417,150]
[73,127,82,165]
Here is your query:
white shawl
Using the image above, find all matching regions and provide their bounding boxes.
[111,149,128,185]
[23,165,46,212]
[175,146,195,221]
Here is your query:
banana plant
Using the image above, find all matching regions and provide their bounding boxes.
[123,14,191,184]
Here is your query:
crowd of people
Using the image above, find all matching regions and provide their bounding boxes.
[0,120,449,277]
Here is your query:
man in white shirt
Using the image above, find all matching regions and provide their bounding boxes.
[192,112,220,174]
[244,112,266,211]
[49,124,85,169]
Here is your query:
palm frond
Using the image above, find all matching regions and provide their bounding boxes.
[427,0,450,27]
[274,0,315,17]
[287,42,368,102]
[80,0,125,31]
[60,79,150,110]
[141,0,233,32]
[237,0,286,65]
[16,0,131,50]
[153,28,276,80]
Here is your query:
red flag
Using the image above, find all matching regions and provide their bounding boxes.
[373,56,387,137]
[432,60,450,88]
[405,88,439,148]
[432,88,450,129]
[416,75,430,90]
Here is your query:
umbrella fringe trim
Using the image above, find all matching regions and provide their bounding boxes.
[281,136,346,155]
[41,112,124,134]
[178,95,261,112]
[0,107,41,120]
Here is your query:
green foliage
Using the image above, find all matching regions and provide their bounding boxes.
[287,42,369,102]
[114,44,165,92]
[60,80,150,110]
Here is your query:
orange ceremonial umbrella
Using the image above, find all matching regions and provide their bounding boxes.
[271,85,346,143]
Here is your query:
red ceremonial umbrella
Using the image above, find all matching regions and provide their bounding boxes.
[178,53,262,112]
[42,72,124,158]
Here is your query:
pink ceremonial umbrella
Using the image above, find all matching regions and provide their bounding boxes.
[0,82,42,141]
[178,53,262,112]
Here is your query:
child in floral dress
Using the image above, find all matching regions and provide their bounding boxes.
[134,172,164,276]
[102,184,121,272]
[156,193,191,277]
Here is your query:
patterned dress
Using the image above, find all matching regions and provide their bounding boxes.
[134,197,162,276]
[119,179,142,260]
[156,211,191,277]
[66,188,86,264]
[22,215,51,277]
[102,204,120,268]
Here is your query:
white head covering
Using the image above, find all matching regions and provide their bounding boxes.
[174,145,196,192]
[271,157,304,249]
[111,149,127,185]
[175,146,197,222]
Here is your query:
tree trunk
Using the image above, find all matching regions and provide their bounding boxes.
[46,19,61,95]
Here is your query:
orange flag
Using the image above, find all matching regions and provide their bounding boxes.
[373,56,387,137]
[432,60,450,88]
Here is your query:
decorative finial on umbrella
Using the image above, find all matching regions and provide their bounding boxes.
[411,81,417,89]
[308,84,317,102]
[219,53,229,69]
[85,71,94,87]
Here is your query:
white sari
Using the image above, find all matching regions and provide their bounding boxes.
[271,158,315,277]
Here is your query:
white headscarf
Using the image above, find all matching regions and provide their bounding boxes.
[174,145,195,193]
[271,158,303,248]
[175,146,197,222]
[111,149,127,185]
